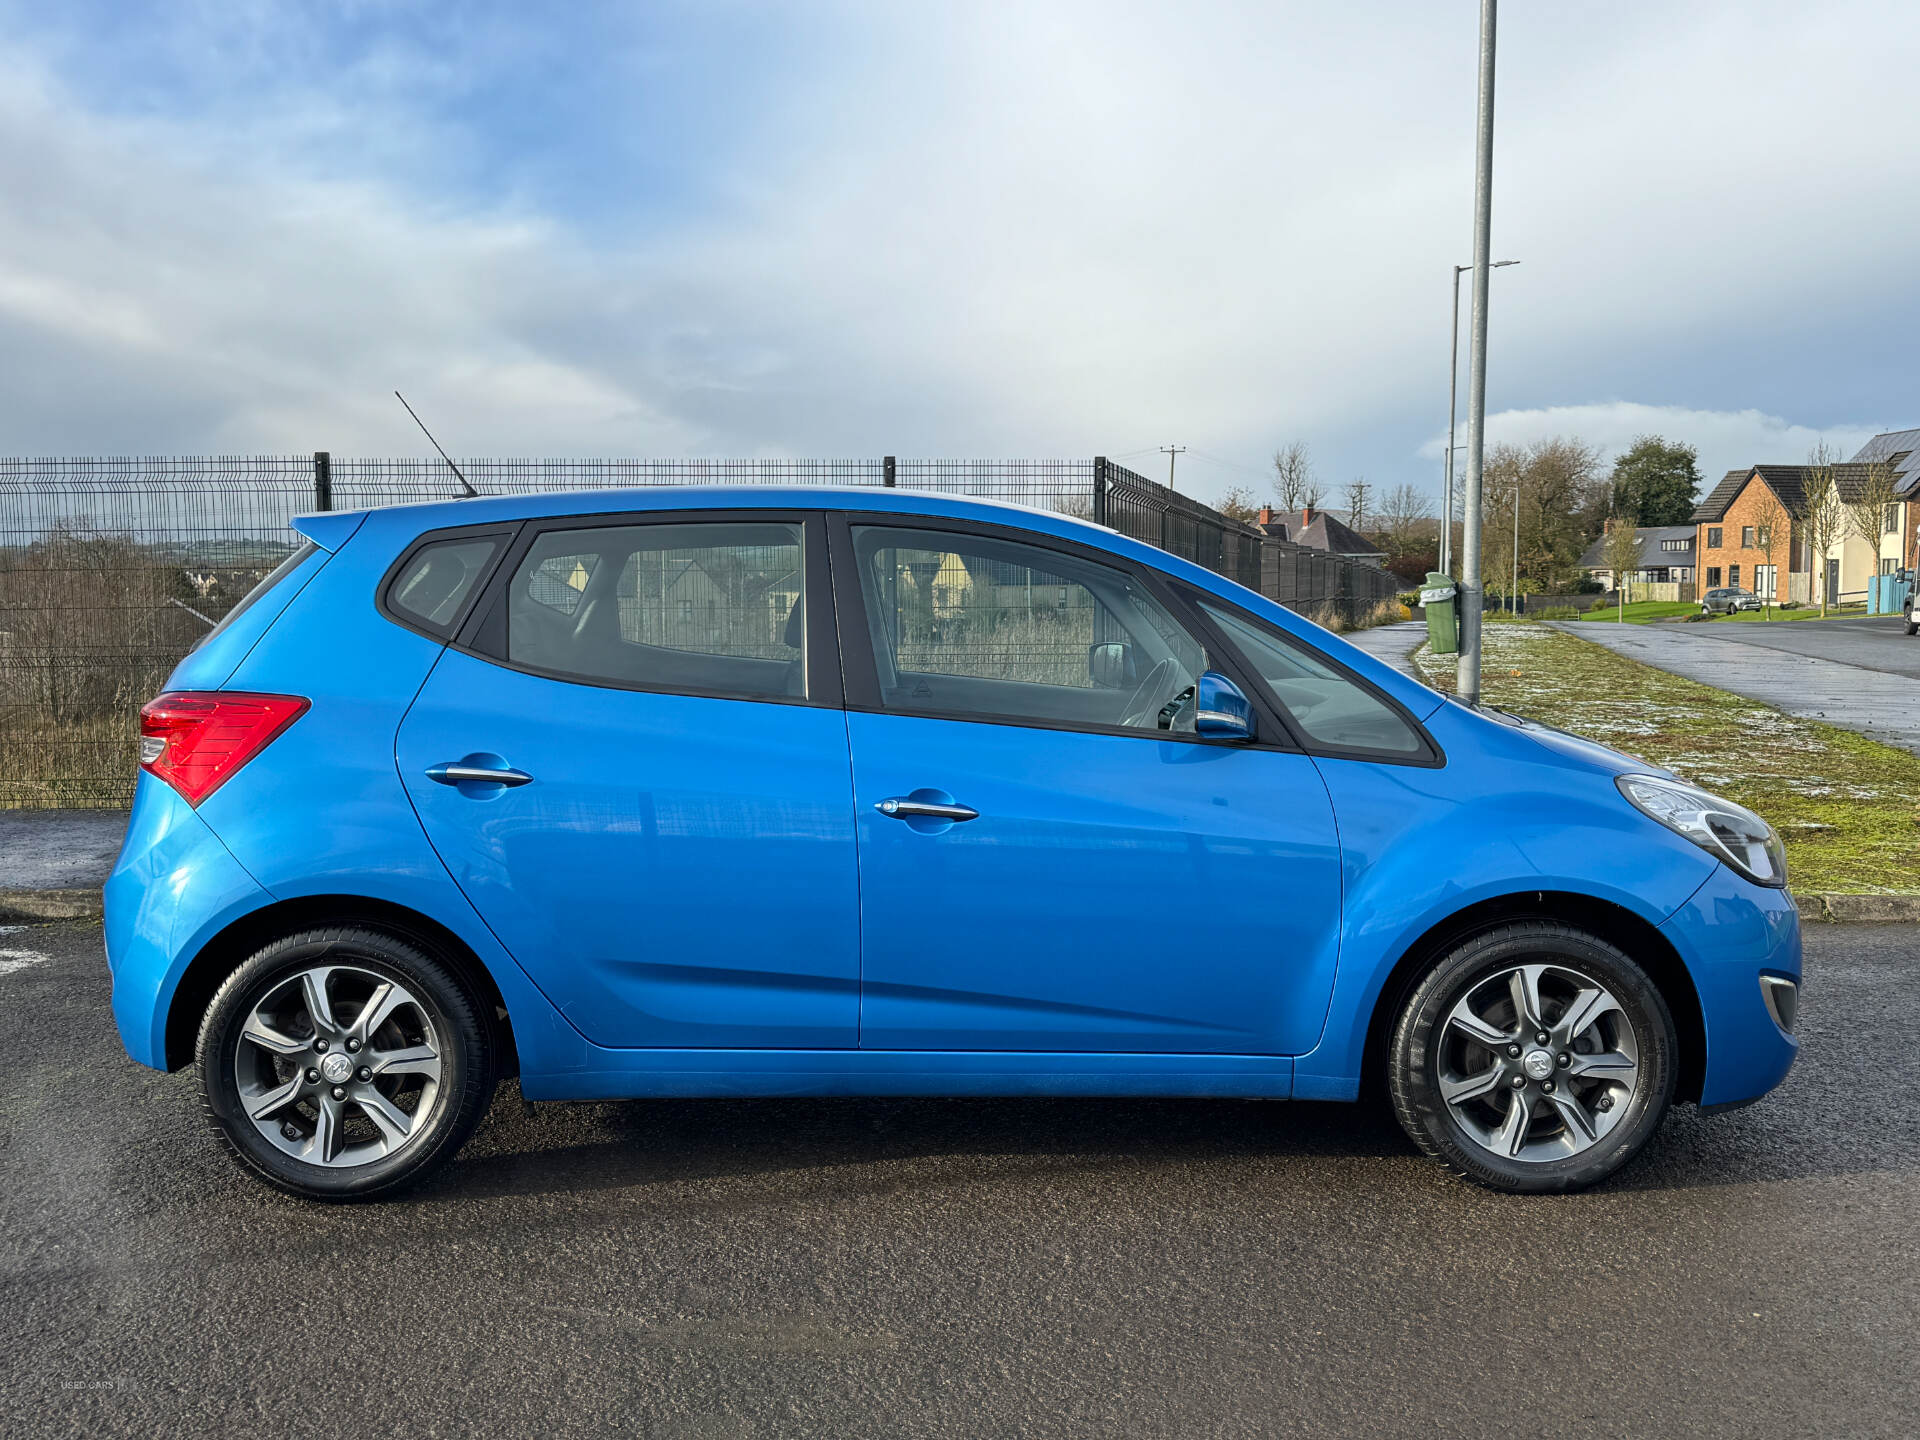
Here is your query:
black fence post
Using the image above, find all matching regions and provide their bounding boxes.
[883,455,896,487]
[313,451,333,512]
[1092,457,1108,526]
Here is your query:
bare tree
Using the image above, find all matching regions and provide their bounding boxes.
[1377,483,1435,549]
[1344,479,1371,533]
[1802,442,1848,617]
[1271,442,1320,511]
[1751,488,1790,620]
[1215,484,1261,525]
[1844,457,1899,597]
[1603,515,1642,621]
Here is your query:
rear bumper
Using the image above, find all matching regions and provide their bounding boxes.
[105,774,273,1070]
[1659,865,1801,1108]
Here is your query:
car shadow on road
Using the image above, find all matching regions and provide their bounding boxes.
[427,1069,1894,1204]
[435,1089,1416,1203]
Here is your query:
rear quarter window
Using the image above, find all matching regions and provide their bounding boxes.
[383,534,509,638]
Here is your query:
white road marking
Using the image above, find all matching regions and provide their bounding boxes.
[0,946,50,977]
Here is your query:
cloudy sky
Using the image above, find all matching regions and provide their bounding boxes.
[2,1,1917,509]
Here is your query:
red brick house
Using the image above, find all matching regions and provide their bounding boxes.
[1692,451,1913,606]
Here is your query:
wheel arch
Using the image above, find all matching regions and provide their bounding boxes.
[1358,890,1706,1105]
[163,894,520,1077]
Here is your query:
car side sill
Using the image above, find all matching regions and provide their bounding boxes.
[519,1051,1293,1102]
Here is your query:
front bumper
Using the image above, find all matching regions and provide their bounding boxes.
[105,773,273,1070]
[1659,863,1801,1108]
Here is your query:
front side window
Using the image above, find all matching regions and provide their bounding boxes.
[1707,527,1723,549]
[1741,525,1755,548]
[506,522,805,699]
[850,525,1207,734]
[1200,602,1425,756]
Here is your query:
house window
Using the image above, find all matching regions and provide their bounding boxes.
[1755,564,1777,598]
[1706,566,1722,587]
[1882,558,1898,576]
[1886,504,1900,535]
[1729,564,1741,587]
[1756,525,1771,548]
[1740,525,1755,548]
[1707,527,1723,548]
[1661,538,1687,552]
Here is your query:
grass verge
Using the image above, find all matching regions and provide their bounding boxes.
[1413,622,1920,894]
[1575,600,1695,624]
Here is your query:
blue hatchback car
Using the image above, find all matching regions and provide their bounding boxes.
[107,487,1800,1199]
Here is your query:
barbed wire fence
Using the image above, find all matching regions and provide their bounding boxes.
[0,453,1398,807]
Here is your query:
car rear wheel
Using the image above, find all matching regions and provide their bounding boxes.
[1389,923,1676,1193]
[197,927,497,1200]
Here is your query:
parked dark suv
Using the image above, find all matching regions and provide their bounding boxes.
[1700,587,1761,616]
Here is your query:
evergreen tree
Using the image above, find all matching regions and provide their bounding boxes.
[1609,436,1702,526]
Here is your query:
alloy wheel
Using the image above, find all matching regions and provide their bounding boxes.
[233,964,444,1168]
[1436,962,1640,1162]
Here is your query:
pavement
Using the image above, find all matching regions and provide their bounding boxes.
[1553,617,1920,758]
[1341,619,1428,678]
[3,916,1917,1438]
[0,810,124,922]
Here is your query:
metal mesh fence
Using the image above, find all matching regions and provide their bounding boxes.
[0,453,1397,808]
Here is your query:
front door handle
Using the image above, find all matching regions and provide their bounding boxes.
[426,762,534,787]
[876,797,979,822]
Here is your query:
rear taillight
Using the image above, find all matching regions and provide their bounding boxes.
[138,692,309,806]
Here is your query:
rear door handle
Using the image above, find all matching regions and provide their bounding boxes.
[426,762,534,787]
[876,797,979,822]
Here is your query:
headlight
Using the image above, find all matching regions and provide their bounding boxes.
[1616,774,1787,888]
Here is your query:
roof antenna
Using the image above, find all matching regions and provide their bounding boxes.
[394,390,479,498]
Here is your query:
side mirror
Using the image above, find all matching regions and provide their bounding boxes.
[1194,672,1256,742]
[1088,640,1136,689]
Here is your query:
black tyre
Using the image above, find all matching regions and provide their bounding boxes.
[1389,923,1676,1194]
[1905,607,1916,637]
[197,927,497,1201]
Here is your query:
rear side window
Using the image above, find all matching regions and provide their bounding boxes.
[1201,602,1426,757]
[505,522,806,700]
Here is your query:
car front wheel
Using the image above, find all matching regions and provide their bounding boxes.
[197,927,497,1200]
[1389,923,1677,1193]
[1906,606,1917,637]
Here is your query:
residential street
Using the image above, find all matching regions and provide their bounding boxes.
[1557,619,1920,756]
[4,918,1917,1438]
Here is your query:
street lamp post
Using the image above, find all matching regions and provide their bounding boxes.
[1457,0,1499,704]
[1442,259,1518,577]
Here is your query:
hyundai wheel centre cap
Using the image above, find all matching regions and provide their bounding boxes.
[320,1051,354,1084]
[1522,1049,1555,1081]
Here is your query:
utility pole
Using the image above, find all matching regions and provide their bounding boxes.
[1160,445,1186,492]
[1457,0,1498,703]
[1346,479,1371,533]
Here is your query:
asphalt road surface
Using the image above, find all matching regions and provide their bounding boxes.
[1561,616,1920,757]
[4,920,1917,1438]
[1657,612,1920,678]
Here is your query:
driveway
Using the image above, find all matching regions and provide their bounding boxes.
[1554,618,1920,756]
[5,918,1918,1438]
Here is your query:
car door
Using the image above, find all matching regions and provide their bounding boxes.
[396,511,863,1050]
[832,515,1346,1055]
